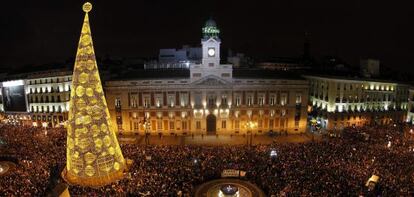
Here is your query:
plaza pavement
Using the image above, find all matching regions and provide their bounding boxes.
[117,133,321,146]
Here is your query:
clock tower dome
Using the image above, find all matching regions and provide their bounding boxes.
[201,18,221,68]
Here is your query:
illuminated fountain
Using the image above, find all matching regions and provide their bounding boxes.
[219,184,239,197]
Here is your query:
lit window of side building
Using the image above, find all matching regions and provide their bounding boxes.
[305,75,410,131]
[26,71,72,127]
[408,88,414,124]
[104,19,309,135]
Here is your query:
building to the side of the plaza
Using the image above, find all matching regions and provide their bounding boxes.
[408,88,414,123]
[0,68,72,127]
[305,75,410,130]
[26,70,72,127]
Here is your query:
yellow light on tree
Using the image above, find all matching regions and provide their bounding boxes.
[62,2,126,187]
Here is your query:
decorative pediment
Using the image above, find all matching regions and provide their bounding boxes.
[196,78,225,86]
[193,75,229,86]
[208,38,217,43]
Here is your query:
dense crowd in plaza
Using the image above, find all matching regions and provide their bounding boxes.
[0,125,65,196]
[0,123,414,196]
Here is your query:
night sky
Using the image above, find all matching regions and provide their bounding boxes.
[1,0,414,75]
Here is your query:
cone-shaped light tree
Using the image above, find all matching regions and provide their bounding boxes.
[63,2,126,186]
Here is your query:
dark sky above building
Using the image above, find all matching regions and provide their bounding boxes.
[1,0,414,74]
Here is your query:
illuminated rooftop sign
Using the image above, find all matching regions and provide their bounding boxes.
[3,80,24,87]
[203,26,220,34]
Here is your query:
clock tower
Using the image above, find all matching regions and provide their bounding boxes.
[190,18,232,82]
[201,18,221,68]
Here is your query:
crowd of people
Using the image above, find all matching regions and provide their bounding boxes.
[0,123,414,196]
[0,125,65,196]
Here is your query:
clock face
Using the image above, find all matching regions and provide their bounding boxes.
[208,48,215,57]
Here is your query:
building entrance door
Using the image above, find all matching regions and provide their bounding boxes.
[206,114,216,135]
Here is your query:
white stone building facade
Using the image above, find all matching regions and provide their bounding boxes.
[306,75,409,130]
[104,20,309,135]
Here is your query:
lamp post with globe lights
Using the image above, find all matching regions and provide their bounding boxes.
[42,122,48,136]
[245,120,257,146]
[140,112,151,145]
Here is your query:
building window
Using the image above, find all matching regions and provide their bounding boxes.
[208,63,214,67]
[180,94,188,107]
[274,118,280,127]
[269,96,275,106]
[235,96,241,107]
[269,119,274,129]
[130,95,138,108]
[144,97,150,108]
[295,94,302,105]
[335,96,340,103]
[221,120,226,129]
[258,119,262,128]
[155,97,162,108]
[182,121,188,131]
[208,96,216,108]
[235,120,240,129]
[169,121,175,130]
[280,94,287,106]
[281,109,287,116]
[168,95,175,107]
[194,93,202,107]
[115,98,121,109]
[196,121,201,130]
[221,73,230,77]
[295,110,301,121]
[258,96,264,106]
[221,95,227,106]
[134,122,139,130]
[193,73,201,77]
[247,96,253,106]
[157,120,162,131]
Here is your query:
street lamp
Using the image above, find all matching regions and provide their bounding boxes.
[42,122,48,136]
[140,113,151,145]
[245,120,257,146]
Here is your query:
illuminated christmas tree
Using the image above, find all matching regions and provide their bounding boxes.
[62,2,126,186]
